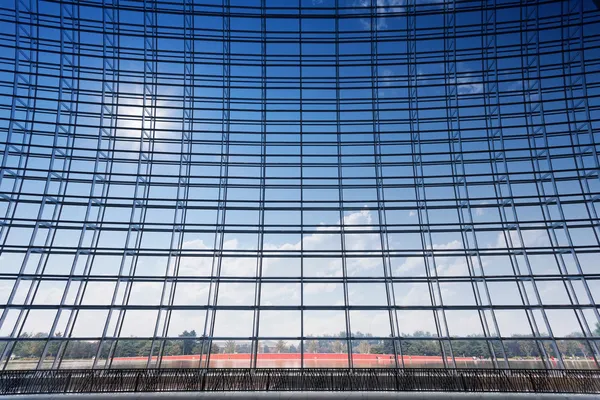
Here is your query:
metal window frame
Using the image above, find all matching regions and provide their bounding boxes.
[0,0,598,375]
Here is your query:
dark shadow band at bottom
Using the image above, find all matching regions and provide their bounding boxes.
[1,368,599,395]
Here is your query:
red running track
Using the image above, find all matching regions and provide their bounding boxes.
[113,353,475,362]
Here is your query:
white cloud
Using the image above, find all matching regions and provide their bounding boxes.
[355,0,446,31]
[509,80,524,91]
[473,201,489,217]
[355,0,405,31]
[433,240,462,251]
[378,69,396,98]
[0,210,573,342]
[456,74,483,94]
[304,282,337,295]
[508,80,540,100]
[260,283,301,306]
[393,255,425,276]
[381,69,394,87]
[493,229,550,249]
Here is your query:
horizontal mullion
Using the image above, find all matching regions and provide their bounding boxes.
[3,274,600,283]
[2,335,596,342]
[3,168,598,185]
[3,140,599,161]
[1,246,598,256]
[2,4,592,44]
[3,304,599,311]
[3,223,599,235]
[3,195,598,209]
[2,66,600,103]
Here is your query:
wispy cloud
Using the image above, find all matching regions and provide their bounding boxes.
[355,0,405,30]
[456,73,483,95]
[3,210,566,342]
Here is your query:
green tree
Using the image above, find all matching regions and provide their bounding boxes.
[45,340,63,359]
[224,340,236,354]
[357,341,371,354]
[332,340,344,354]
[317,339,332,353]
[383,340,395,355]
[12,333,47,359]
[113,340,138,357]
[370,344,383,354]
[179,330,197,355]
[63,341,98,359]
[452,339,487,358]
[163,340,182,356]
[403,337,439,356]
[275,340,287,353]
[191,336,209,354]
[98,341,113,359]
[519,339,537,358]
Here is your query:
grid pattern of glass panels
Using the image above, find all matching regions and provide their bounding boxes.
[0,0,599,371]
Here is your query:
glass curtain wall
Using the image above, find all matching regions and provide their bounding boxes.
[0,0,599,371]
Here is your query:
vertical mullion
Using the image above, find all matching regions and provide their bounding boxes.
[251,0,267,369]
[558,0,600,367]
[481,0,549,368]
[3,0,79,371]
[36,0,81,370]
[204,0,231,368]
[522,0,586,368]
[108,0,158,368]
[140,0,160,367]
[154,0,196,369]
[334,0,353,369]
[444,0,506,369]
[406,0,454,368]
[369,0,400,369]
[487,0,555,368]
[468,3,512,370]
[299,0,305,371]
[0,0,39,370]
[93,0,121,369]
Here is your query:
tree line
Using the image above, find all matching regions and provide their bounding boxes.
[8,324,600,361]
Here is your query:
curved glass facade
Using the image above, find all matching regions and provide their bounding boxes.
[0,0,599,372]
